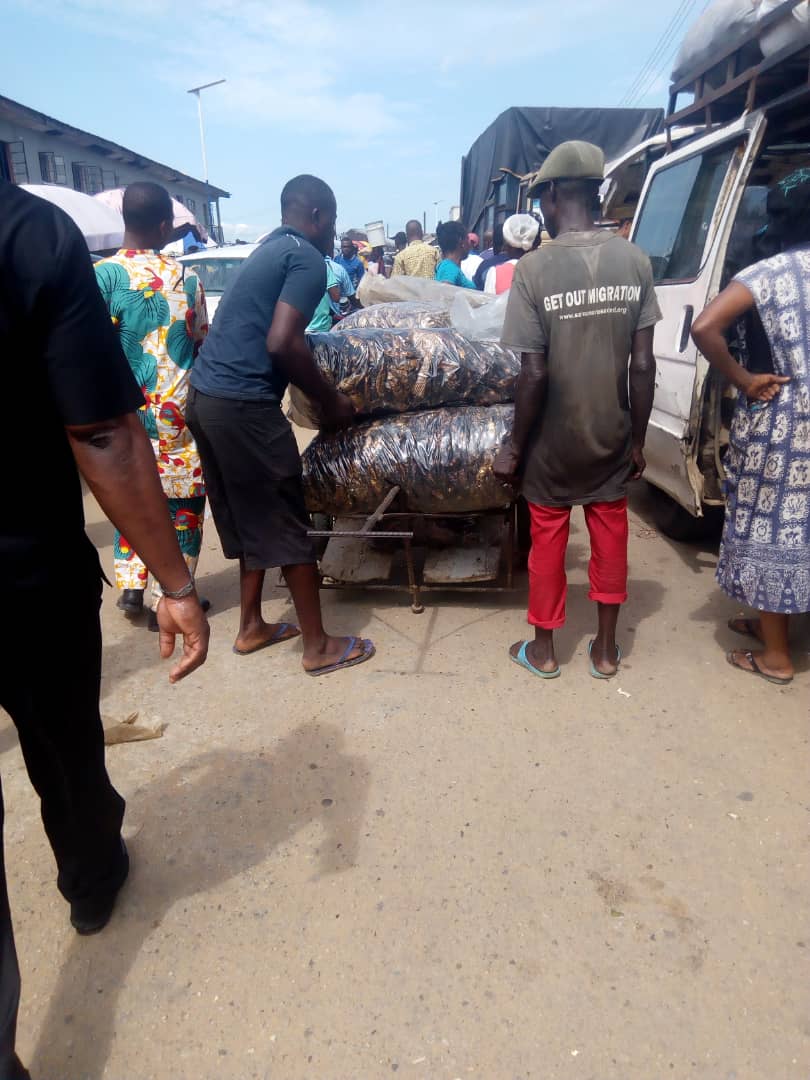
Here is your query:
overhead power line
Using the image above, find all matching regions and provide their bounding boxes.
[620,0,696,106]
[619,0,711,107]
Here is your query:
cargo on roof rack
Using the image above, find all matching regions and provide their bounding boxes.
[667,0,810,134]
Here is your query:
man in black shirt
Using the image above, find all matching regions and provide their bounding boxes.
[189,175,375,676]
[0,183,210,1075]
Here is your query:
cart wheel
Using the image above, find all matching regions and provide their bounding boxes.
[411,603,425,614]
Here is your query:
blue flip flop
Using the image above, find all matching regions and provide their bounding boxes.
[588,640,622,680]
[232,622,301,656]
[306,636,376,677]
[510,641,561,679]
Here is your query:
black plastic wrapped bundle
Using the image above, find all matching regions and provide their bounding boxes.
[291,328,520,428]
[334,301,451,331]
[302,404,514,515]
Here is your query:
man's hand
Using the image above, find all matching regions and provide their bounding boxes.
[156,594,210,684]
[321,390,356,431]
[740,372,790,402]
[494,443,521,487]
[629,445,646,481]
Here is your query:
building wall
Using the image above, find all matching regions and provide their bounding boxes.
[0,115,221,234]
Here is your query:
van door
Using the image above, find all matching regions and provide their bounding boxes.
[631,114,766,514]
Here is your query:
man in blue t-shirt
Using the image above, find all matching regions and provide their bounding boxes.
[334,237,365,289]
[188,175,376,676]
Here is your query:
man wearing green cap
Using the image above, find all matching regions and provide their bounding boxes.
[495,140,661,680]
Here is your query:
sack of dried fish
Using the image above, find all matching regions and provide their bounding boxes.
[302,404,514,515]
[290,328,520,428]
[334,301,451,331]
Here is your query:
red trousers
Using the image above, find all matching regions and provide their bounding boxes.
[527,499,629,629]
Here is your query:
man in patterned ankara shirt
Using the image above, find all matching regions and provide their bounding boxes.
[95,182,210,628]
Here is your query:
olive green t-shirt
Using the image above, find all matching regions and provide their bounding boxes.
[501,231,661,507]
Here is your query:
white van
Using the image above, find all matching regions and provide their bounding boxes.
[604,21,810,538]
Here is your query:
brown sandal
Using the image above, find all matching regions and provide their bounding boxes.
[727,614,762,640]
[726,650,793,686]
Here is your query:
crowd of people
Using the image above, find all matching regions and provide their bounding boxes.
[0,134,807,1071]
[323,211,543,308]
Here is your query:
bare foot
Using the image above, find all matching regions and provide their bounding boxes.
[302,634,372,674]
[509,639,558,673]
[233,621,301,656]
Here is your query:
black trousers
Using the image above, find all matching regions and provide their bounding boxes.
[0,554,126,1073]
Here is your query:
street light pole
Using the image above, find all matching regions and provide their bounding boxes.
[187,79,226,183]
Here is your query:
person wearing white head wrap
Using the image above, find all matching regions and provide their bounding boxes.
[503,214,540,252]
[484,214,541,294]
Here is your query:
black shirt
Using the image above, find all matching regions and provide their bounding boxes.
[0,184,144,587]
[191,226,326,402]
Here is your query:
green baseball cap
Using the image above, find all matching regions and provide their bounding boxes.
[528,140,605,194]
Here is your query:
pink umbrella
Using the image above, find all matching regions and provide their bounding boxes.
[93,187,209,243]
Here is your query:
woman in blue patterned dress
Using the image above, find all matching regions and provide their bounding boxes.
[692,168,810,686]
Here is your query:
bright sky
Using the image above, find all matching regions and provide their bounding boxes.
[1,0,691,241]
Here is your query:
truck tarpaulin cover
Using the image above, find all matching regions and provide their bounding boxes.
[290,329,520,428]
[302,405,514,515]
[460,106,664,233]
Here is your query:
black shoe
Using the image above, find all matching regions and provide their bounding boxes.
[147,595,210,632]
[70,840,130,936]
[116,589,144,616]
[8,1054,31,1080]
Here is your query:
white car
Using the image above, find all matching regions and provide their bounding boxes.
[178,244,259,320]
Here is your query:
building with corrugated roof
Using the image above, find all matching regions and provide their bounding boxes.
[0,94,229,242]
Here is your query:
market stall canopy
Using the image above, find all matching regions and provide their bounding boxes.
[21,184,125,251]
[94,187,209,243]
[460,106,664,234]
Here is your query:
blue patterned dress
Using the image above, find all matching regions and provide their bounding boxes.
[716,247,810,614]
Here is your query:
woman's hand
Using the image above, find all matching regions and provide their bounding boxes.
[740,372,791,402]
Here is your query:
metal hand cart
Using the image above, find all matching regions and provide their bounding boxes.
[307,486,518,614]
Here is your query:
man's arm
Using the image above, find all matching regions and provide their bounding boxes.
[692,281,789,401]
[191,276,210,353]
[628,325,656,479]
[266,301,354,427]
[392,251,405,276]
[493,351,549,483]
[67,413,209,682]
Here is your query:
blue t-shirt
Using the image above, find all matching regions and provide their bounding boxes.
[191,227,326,401]
[326,257,355,315]
[436,258,476,289]
[335,252,365,288]
[307,260,341,333]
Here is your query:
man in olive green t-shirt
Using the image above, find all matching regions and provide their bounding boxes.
[495,141,661,680]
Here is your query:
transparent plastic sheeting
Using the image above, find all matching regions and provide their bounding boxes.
[290,328,520,429]
[354,274,510,341]
[357,273,494,310]
[302,404,514,516]
[335,301,451,331]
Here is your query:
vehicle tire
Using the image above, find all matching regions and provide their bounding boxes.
[650,488,724,542]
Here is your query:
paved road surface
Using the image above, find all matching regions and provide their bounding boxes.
[5,487,808,1079]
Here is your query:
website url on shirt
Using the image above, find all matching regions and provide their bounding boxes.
[558,306,629,320]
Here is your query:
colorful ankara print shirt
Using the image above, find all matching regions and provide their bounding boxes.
[95,250,209,498]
